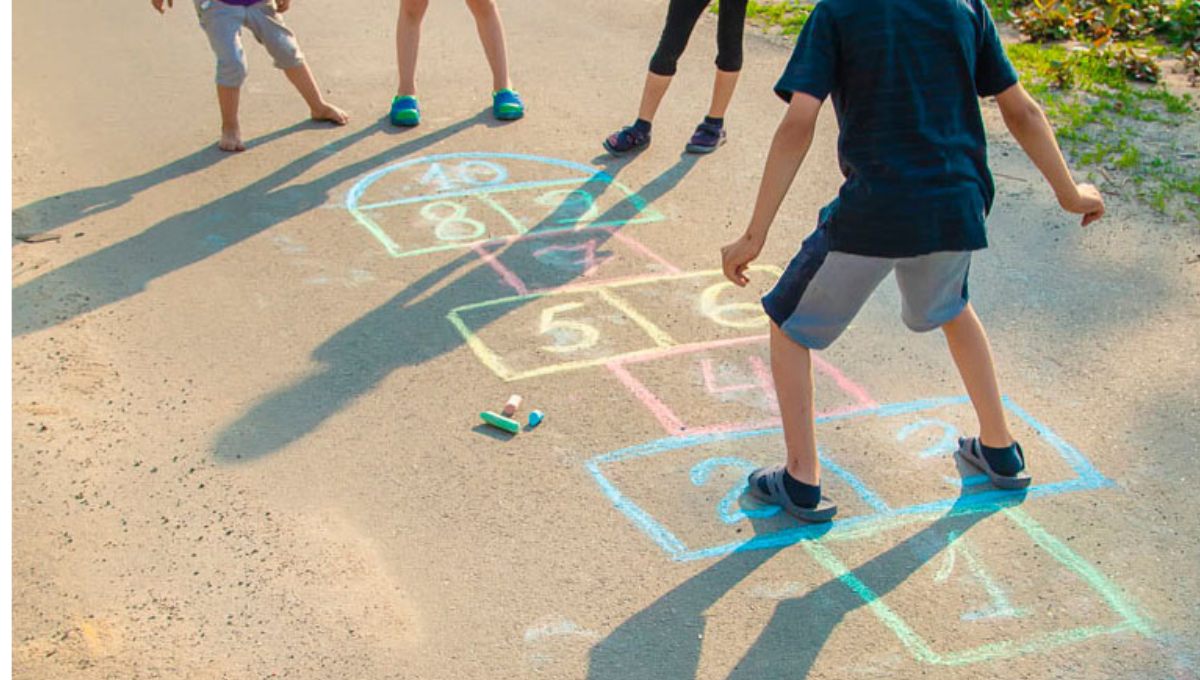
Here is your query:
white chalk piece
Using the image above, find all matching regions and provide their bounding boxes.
[503,394,523,417]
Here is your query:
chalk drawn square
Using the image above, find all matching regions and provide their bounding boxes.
[446,268,780,382]
[473,227,683,296]
[803,507,1151,665]
[585,397,1112,562]
[606,337,876,436]
[346,153,664,259]
[609,268,781,347]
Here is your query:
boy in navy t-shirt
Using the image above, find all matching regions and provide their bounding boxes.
[720,0,1104,521]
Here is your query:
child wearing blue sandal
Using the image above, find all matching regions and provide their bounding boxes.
[721,0,1105,522]
[390,0,524,126]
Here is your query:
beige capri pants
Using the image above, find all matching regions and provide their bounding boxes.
[193,0,305,88]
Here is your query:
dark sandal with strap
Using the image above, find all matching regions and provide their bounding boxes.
[603,125,651,155]
[746,465,838,523]
[685,122,727,154]
[956,437,1032,490]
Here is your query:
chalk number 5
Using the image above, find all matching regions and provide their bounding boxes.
[539,303,600,354]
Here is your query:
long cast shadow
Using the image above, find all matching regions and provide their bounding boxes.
[12,113,495,337]
[586,484,1027,680]
[11,121,315,240]
[212,153,700,462]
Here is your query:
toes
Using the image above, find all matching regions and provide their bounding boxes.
[314,107,349,125]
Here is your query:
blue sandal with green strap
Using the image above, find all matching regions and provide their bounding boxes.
[390,95,420,127]
[493,89,525,120]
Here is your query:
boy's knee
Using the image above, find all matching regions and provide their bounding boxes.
[215,54,248,88]
[400,0,429,20]
[907,300,969,333]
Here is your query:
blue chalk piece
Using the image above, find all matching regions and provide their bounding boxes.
[528,410,545,428]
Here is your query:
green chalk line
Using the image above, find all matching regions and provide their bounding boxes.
[1002,507,1153,637]
[800,507,1153,666]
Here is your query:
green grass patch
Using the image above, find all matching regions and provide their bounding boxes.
[713,1,811,35]
[1007,42,1199,223]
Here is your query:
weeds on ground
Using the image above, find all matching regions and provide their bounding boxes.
[712,1,812,35]
[1009,43,1199,223]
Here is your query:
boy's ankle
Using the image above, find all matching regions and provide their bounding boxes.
[979,433,1014,449]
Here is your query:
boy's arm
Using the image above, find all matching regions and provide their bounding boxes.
[151,0,173,13]
[276,0,291,12]
[722,93,822,287]
[994,83,1104,226]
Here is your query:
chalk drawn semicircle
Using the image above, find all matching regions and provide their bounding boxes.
[345,152,662,258]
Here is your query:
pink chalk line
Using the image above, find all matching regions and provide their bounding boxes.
[607,336,878,435]
[470,227,683,296]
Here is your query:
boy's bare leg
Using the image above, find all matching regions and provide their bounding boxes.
[941,303,1015,448]
[216,85,245,152]
[706,68,740,119]
[770,321,821,485]
[464,0,511,92]
[396,0,428,96]
[637,72,673,123]
[283,63,348,124]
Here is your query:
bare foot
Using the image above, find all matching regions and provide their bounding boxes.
[311,102,349,126]
[219,128,246,152]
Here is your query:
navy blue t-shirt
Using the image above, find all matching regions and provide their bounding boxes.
[775,0,1019,257]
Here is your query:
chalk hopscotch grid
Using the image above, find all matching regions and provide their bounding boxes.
[801,505,1152,666]
[445,266,783,381]
[345,152,666,259]
[472,227,685,298]
[605,334,879,436]
[585,396,1113,561]
[585,396,1144,662]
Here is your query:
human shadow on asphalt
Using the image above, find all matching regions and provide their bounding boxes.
[12,111,500,338]
[211,153,700,463]
[585,480,1027,680]
[11,120,316,242]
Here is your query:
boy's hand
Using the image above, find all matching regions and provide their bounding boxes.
[151,0,172,13]
[721,233,764,287]
[1058,183,1105,227]
[276,0,291,12]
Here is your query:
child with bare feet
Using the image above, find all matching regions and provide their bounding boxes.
[151,0,348,151]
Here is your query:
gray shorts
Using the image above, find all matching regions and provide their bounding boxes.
[194,0,305,88]
[762,226,971,349]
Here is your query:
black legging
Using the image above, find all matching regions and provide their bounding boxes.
[649,0,749,77]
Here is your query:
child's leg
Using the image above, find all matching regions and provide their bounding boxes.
[941,304,1014,448]
[283,64,348,124]
[396,0,428,97]
[216,85,245,152]
[770,321,821,485]
[197,2,250,151]
[464,0,511,92]
[705,70,739,120]
[640,0,709,122]
[637,72,673,123]
[245,2,347,124]
[895,255,1025,482]
[706,0,746,119]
